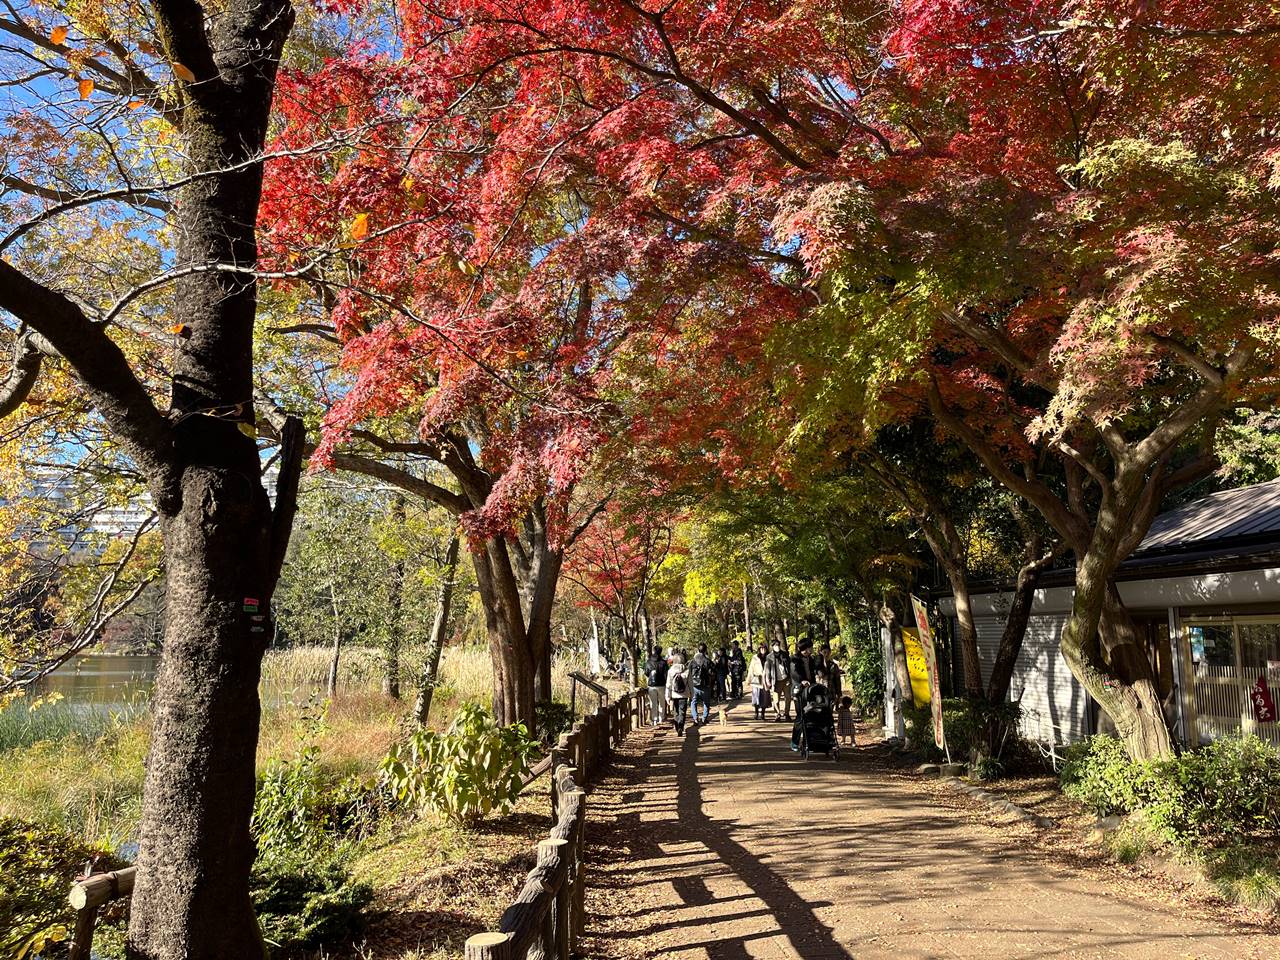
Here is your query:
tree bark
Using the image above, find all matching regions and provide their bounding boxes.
[124,0,294,953]
[1058,513,1175,760]
[383,495,406,699]
[327,582,341,699]
[414,532,460,726]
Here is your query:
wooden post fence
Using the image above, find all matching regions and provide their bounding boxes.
[67,692,640,960]
[466,690,638,960]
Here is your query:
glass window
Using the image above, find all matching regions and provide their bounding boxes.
[1188,623,1235,667]
[1237,620,1280,673]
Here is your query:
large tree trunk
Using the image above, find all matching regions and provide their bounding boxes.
[414,532,460,726]
[1059,518,1174,760]
[126,1,294,952]
[472,536,538,728]
[131,472,273,957]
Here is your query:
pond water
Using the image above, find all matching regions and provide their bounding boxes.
[33,653,158,713]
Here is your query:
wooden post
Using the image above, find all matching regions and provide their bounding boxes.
[550,741,566,820]
[570,789,587,939]
[68,905,98,960]
[538,838,568,960]
[465,932,513,960]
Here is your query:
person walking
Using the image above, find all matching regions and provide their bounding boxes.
[816,643,844,700]
[747,643,770,720]
[644,645,668,726]
[728,642,746,699]
[714,645,730,701]
[765,640,792,722]
[688,644,714,725]
[790,640,818,750]
[666,652,691,736]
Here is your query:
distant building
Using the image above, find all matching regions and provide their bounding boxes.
[930,479,1280,750]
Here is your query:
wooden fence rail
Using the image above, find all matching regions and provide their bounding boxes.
[66,688,649,960]
[467,689,644,960]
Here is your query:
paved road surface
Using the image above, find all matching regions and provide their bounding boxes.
[581,707,1279,960]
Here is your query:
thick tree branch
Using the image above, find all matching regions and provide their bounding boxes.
[0,261,173,479]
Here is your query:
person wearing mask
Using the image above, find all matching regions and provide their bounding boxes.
[728,642,747,699]
[666,652,691,736]
[747,643,770,720]
[790,640,818,750]
[644,645,669,726]
[688,643,715,724]
[765,640,792,722]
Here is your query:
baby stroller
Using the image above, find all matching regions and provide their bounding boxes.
[798,683,839,761]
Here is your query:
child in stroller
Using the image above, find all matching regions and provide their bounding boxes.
[798,680,839,760]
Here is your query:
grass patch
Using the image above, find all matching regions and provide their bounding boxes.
[1203,846,1280,913]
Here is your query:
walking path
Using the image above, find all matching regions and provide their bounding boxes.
[580,705,1280,960]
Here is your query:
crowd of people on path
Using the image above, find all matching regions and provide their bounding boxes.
[639,638,856,752]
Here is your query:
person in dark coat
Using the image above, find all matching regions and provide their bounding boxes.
[714,645,730,701]
[644,646,669,726]
[728,642,747,699]
[790,640,818,750]
[688,644,715,724]
[817,643,844,701]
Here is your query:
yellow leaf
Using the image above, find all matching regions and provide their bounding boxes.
[167,323,187,335]
[78,78,94,99]
[127,99,145,110]
[51,25,69,44]
[350,212,370,240]
[237,421,257,439]
[172,62,196,83]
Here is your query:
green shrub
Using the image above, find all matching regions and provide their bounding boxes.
[1061,734,1280,848]
[535,700,575,745]
[1061,735,1157,816]
[1147,737,1280,846]
[253,702,385,865]
[252,852,374,954]
[904,697,1022,766]
[844,632,883,715]
[380,703,539,825]
[0,816,126,959]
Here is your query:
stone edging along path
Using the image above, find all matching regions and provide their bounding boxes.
[914,761,1056,829]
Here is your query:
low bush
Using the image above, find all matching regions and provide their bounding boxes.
[535,699,575,746]
[1062,734,1280,848]
[0,816,127,959]
[381,703,539,825]
[252,852,374,954]
[1060,735,1156,816]
[904,697,1022,767]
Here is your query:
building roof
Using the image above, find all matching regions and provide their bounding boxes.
[1135,478,1280,556]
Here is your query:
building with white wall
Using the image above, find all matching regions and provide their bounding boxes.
[933,479,1280,749]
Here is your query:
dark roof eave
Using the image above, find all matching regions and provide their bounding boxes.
[949,539,1280,600]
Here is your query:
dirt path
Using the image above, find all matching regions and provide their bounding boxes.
[580,705,1280,960]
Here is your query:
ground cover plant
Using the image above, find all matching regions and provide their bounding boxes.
[1062,734,1280,912]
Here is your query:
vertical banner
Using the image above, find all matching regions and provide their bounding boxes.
[911,595,947,753]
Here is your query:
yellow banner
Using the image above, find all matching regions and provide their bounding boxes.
[900,627,931,708]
